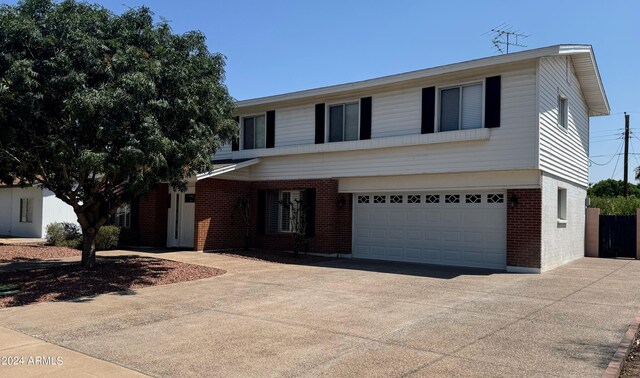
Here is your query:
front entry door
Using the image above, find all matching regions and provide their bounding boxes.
[167,189,195,248]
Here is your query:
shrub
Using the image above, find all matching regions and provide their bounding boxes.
[95,226,121,251]
[589,196,640,215]
[45,222,81,247]
[45,222,120,250]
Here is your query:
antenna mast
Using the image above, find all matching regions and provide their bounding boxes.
[485,24,529,54]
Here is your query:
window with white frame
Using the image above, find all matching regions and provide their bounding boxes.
[557,188,567,221]
[439,83,483,131]
[279,190,302,232]
[242,114,266,150]
[329,102,359,142]
[114,204,131,229]
[558,95,568,128]
[19,198,33,223]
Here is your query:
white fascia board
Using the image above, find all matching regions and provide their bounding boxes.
[196,158,261,181]
[559,45,610,115]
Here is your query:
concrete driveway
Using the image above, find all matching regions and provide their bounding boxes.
[1,251,639,377]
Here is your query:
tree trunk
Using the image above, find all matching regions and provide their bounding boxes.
[81,226,98,268]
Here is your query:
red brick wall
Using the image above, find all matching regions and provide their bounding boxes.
[136,183,169,247]
[194,178,251,251]
[506,188,542,269]
[194,178,352,254]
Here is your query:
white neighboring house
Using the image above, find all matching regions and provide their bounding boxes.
[0,183,78,238]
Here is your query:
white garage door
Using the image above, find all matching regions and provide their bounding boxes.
[352,192,506,269]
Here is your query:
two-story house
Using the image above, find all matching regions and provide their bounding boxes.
[128,44,608,273]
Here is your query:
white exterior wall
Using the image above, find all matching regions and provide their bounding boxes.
[213,143,233,160]
[371,88,422,138]
[538,56,590,187]
[0,187,44,237]
[0,189,12,235]
[229,64,538,181]
[275,104,316,146]
[338,170,540,193]
[0,187,78,238]
[540,173,586,272]
[41,189,78,237]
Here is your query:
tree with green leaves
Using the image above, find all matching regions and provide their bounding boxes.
[0,0,236,267]
[588,179,640,198]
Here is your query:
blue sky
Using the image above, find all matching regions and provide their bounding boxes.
[8,0,640,183]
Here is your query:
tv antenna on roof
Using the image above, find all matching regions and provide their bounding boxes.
[484,24,529,54]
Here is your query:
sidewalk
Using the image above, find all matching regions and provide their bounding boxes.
[0,325,147,377]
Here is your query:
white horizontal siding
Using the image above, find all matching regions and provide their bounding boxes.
[275,104,316,147]
[538,56,589,187]
[233,65,538,180]
[371,88,421,138]
[213,143,233,160]
[338,170,540,193]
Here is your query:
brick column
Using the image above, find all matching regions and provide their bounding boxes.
[506,188,542,270]
[636,208,640,260]
[585,208,600,258]
[195,178,251,251]
[137,183,169,247]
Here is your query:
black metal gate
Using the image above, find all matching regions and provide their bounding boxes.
[599,215,636,258]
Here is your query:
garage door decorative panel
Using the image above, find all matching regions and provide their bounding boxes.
[353,191,507,269]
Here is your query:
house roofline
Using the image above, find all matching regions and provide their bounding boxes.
[235,44,609,116]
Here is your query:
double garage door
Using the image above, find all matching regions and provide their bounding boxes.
[352,191,507,269]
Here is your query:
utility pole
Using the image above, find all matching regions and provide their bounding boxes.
[624,112,630,197]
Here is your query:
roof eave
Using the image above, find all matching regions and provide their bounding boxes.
[235,44,610,118]
[558,45,610,116]
[196,158,261,181]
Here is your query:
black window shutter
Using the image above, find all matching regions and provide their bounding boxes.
[268,190,280,233]
[315,103,325,144]
[421,87,436,134]
[360,97,372,140]
[232,116,240,151]
[305,188,316,237]
[485,76,501,128]
[257,190,266,235]
[266,110,275,148]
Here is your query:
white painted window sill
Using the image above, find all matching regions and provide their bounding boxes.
[230,128,491,160]
[557,219,567,225]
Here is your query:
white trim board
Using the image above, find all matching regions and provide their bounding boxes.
[338,170,541,193]
[196,159,261,181]
[231,128,490,160]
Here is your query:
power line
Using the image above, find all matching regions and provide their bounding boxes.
[590,138,625,166]
[591,137,624,144]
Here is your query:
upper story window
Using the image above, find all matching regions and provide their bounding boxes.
[329,102,359,142]
[558,95,568,129]
[439,83,483,132]
[242,115,266,150]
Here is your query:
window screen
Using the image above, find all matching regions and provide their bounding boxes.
[19,198,33,223]
[440,87,460,132]
[243,115,266,149]
[440,83,483,131]
[329,103,359,142]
